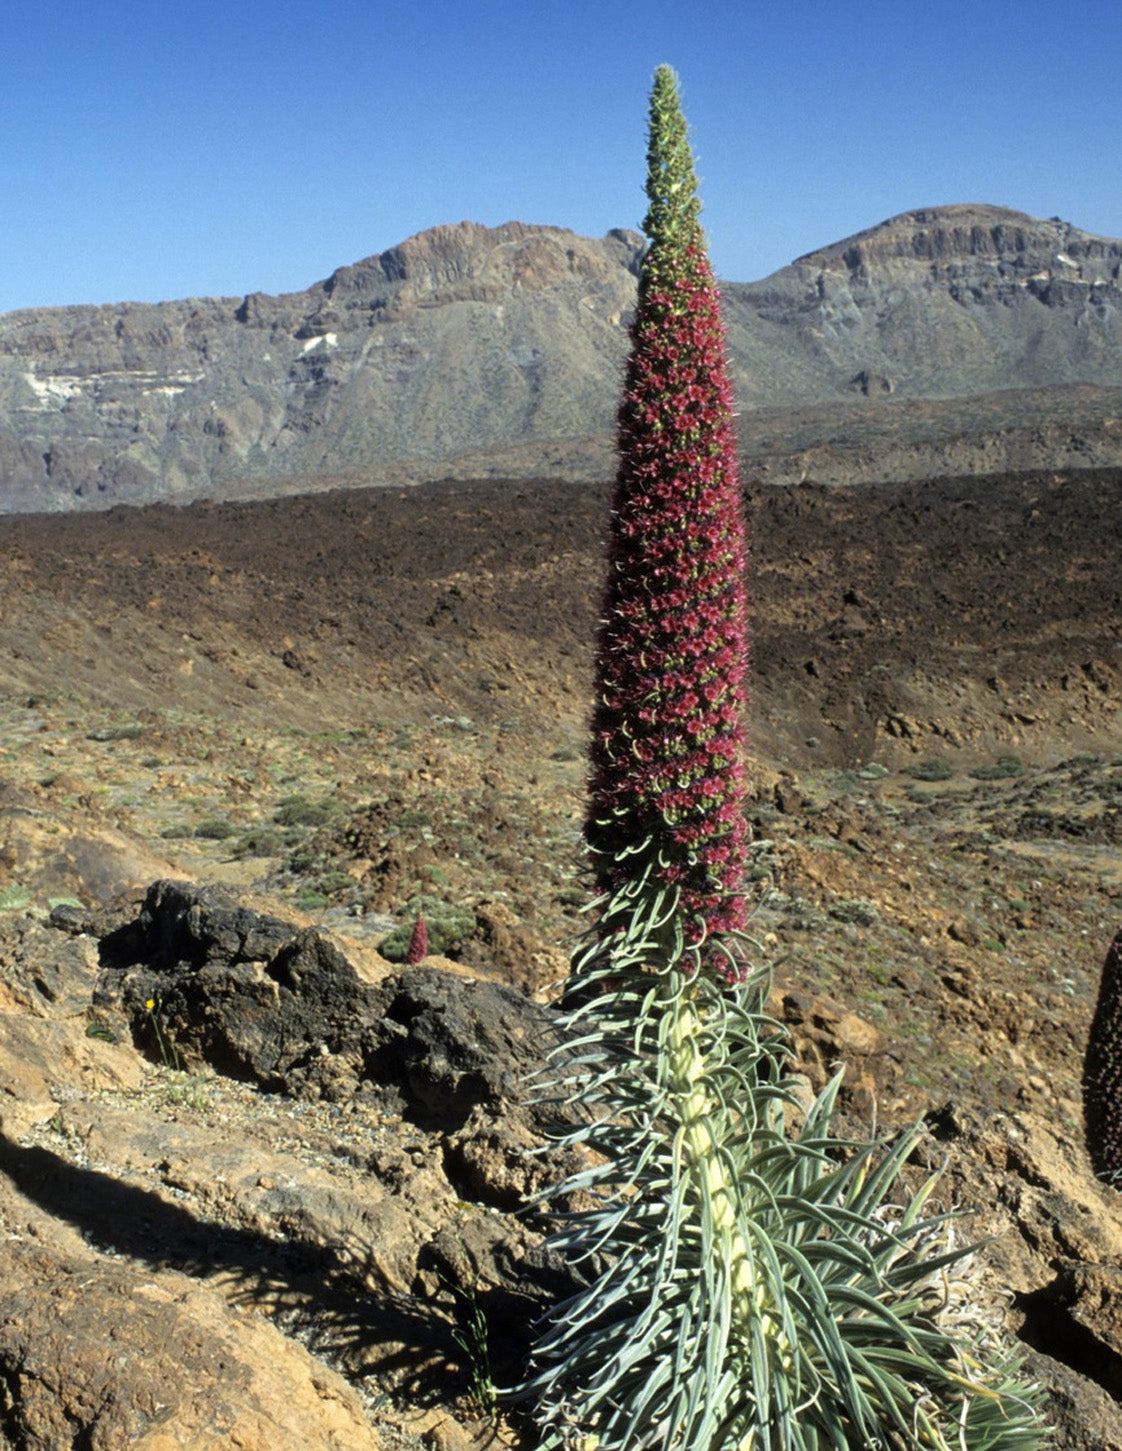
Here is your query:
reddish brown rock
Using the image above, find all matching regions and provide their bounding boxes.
[0,1241,383,1450]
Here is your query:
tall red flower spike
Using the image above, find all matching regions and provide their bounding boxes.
[586,66,749,974]
[404,912,428,966]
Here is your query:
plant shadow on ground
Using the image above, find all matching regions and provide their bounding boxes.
[0,1131,538,1426]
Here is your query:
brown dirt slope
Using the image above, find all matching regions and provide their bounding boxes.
[0,466,1117,762]
[0,469,1120,1446]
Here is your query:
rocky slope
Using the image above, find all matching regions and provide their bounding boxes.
[0,223,643,512]
[0,469,1120,1444]
[1,206,1121,510]
[728,205,1122,404]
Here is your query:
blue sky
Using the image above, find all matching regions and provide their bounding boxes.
[3,0,1120,313]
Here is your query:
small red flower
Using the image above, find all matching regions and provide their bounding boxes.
[404,913,428,965]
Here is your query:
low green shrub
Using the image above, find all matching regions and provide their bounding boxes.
[395,809,433,830]
[236,829,284,858]
[87,722,145,742]
[828,897,880,927]
[194,819,237,840]
[273,794,342,828]
[971,755,1025,781]
[904,757,954,781]
[286,846,323,875]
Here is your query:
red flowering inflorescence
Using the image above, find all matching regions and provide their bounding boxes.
[405,912,428,965]
[586,67,749,974]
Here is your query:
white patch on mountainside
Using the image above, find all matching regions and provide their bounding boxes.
[22,373,83,408]
[21,369,204,410]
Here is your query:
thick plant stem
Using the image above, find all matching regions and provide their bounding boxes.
[663,976,785,1358]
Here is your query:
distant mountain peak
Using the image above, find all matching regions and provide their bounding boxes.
[792,203,1121,275]
[318,221,643,302]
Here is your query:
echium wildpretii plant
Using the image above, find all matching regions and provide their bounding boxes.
[517,67,1045,1451]
[405,911,429,966]
[1083,926,1122,1185]
[586,61,749,961]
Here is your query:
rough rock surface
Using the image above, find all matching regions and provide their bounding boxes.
[734,205,1122,405]
[0,877,1121,1446]
[2,206,1122,510]
[0,222,643,512]
[0,887,578,1449]
[97,880,555,1126]
[928,1101,1122,1449]
[0,1242,383,1450]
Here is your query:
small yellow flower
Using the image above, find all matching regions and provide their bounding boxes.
[146,998,155,1011]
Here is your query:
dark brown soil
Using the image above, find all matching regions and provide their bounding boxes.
[0,467,1118,765]
[0,467,1119,1085]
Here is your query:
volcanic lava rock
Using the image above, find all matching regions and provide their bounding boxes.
[96,880,553,1127]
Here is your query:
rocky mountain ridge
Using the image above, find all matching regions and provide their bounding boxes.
[727,204,1122,403]
[1,204,1120,511]
[0,222,643,511]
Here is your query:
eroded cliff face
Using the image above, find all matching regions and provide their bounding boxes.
[807,204,1122,275]
[0,223,643,511]
[723,204,1122,407]
[1,205,1121,512]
